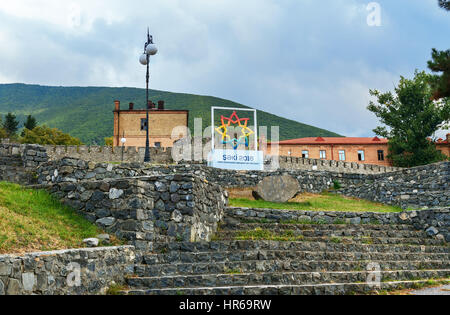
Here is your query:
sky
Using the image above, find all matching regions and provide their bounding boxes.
[0,0,448,138]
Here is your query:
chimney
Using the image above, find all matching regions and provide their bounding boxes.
[447,133,450,143]
[114,100,120,111]
[158,100,165,110]
[129,102,134,110]
[147,101,155,110]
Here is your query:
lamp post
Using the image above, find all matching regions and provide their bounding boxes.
[139,28,158,163]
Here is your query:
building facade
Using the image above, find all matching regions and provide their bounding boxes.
[113,100,189,148]
[267,135,450,167]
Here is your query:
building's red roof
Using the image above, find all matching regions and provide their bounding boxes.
[276,137,389,145]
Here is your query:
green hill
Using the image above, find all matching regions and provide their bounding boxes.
[0,83,341,144]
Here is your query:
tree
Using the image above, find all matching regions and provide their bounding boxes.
[428,49,450,100]
[20,126,83,146]
[368,71,450,167]
[104,137,113,147]
[2,113,20,137]
[23,115,37,131]
[429,2,450,99]
[439,0,450,10]
[21,115,38,136]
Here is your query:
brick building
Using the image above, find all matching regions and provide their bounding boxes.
[113,100,189,148]
[267,135,450,167]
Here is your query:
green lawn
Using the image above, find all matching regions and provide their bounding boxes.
[0,182,114,255]
[229,192,402,213]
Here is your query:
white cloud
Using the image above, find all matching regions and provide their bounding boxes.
[0,0,448,137]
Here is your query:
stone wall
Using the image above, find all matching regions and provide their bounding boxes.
[36,158,449,210]
[276,156,401,174]
[41,173,227,251]
[0,143,48,184]
[0,246,135,295]
[36,158,373,193]
[226,207,450,242]
[338,162,449,209]
[43,145,172,164]
[0,140,400,174]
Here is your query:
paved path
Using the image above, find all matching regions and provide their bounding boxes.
[410,285,450,295]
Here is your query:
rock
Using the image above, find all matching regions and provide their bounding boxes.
[97,234,111,244]
[171,210,183,223]
[83,238,100,247]
[0,263,12,276]
[255,175,300,203]
[445,233,450,243]
[223,217,240,227]
[22,273,35,291]
[96,217,116,227]
[109,188,124,200]
[6,279,21,295]
[426,227,439,237]
[350,217,361,225]
[399,212,409,221]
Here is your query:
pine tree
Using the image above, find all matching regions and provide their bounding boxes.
[439,0,450,10]
[23,115,37,131]
[2,113,19,137]
[428,49,450,100]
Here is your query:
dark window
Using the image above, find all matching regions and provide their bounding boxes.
[358,150,365,161]
[155,142,161,148]
[378,150,385,161]
[141,118,148,131]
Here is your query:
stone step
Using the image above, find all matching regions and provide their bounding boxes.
[134,260,450,277]
[126,269,450,290]
[215,233,444,246]
[127,269,450,290]
[121,279,450,295]
[140,249,450,265]
[152,241,450,255]
[222,222,421,232]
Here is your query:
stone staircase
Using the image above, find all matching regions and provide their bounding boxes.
[121,210,450,295]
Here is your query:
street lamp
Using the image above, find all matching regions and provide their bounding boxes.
[139,28,158,163]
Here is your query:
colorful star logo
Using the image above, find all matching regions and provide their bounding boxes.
[215,111,254,150]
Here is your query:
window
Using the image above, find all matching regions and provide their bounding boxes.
[378,150,385,161]
[155,142,161,148]
[358,150,365,161]
[320,150,327,159]
[339,150,346,161]
[141,118,148,131]
[302,151,309,159]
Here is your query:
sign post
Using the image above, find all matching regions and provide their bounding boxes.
[209,107,264,171]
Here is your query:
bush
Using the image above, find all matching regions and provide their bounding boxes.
[333,180,342,190]
[20,126,83,145]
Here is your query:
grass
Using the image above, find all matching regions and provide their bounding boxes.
[106,283,128,295]
[229,191,402,213]
[0,181,116,255]
[235,228,305,242]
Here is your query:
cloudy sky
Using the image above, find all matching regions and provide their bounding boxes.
[0,0,448,137]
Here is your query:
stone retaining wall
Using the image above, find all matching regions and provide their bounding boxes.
[44,145,172,164]
[0,246,135,295]
[0,144,48,184]
[36,158,373,193]
[276,156,401,174]
[43,173,227,250]
[226,207,450,242]
[337,162,449,209]
[36,158,449,210]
